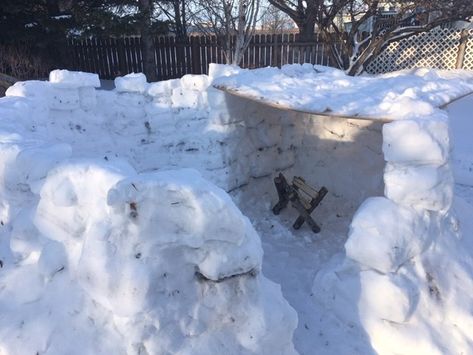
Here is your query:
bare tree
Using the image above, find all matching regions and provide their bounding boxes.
[138,0,158,81]
[260,4,295,33]
[268,0,319,41]
[321,1,473,75]
[189,0,261,65]
[268,0,473,75]
[156,0,187,41]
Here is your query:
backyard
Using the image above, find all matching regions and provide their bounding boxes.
[0,64,472,354]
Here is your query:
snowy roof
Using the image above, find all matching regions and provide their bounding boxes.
[213,64,473,122]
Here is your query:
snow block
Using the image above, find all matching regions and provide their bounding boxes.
[207,160,251,191]
[249,147,279,178]
[5,80,52,102]
[147,78,180,97]
[207,87,228,109]
[171,88,204,109]
[78,86,97,110]
[144,100,172,116]
[8,143,72,190]
[114,73,148,93]
[49,87,80,110]
[208,110,245,125]
[208,63,241,81]
[180,74,210,91]
[38,240,68,278]
[345,197,432,274]
[49,69,100,88]
[34,161,136,251]
[383,119,450,165]
[280,124,301,150]
[359,270,414,323]
[248,123,282,149]
[10,209,42,259]
[384,163,454,212]
[115,92,147,107]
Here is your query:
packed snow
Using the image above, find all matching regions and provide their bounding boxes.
[0,64,473,355]
[214,64,473,120]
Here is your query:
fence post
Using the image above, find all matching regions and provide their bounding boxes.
[117,38,127,76]
[456,29,469,69]
[190,36,201,74]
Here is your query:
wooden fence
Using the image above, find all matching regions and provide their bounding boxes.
[66,34,334,80]
[66,28,473,80]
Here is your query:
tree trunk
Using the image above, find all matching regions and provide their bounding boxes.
[346,37,385,76]
[138,0,157,82]
[296,18,316,42]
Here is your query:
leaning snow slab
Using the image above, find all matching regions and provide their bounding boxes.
[214,65,473,121]
[0,166,298,354]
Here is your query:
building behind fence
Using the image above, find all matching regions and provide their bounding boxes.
[66,28,473,80]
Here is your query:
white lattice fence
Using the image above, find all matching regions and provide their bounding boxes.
[366,28,471,74]
[463,30,473,70]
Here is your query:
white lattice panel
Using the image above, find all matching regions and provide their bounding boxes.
[463,30,473,70]
[367,28,462,74]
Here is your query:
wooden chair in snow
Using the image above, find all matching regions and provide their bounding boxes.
[272,173,328,233]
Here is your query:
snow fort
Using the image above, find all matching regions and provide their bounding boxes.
[0,64,473,354]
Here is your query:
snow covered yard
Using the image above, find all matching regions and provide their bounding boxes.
[1,64,473,354]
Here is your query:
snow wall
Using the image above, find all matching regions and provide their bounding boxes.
[201,66,468,354]
[1,64,468,354]
[0,69,299,354]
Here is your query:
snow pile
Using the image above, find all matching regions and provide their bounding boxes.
[214,64,473,120]
[0,163,298,355]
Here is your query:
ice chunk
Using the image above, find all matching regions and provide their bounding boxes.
[49,70,100,88]
[114,73,148,93]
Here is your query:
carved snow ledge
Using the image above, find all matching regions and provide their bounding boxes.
[215,84,473,122]
[214,84,396,122]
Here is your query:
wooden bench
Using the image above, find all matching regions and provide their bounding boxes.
[272,173,328,233]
